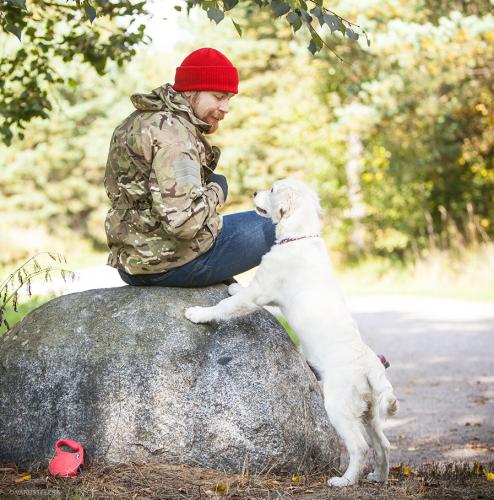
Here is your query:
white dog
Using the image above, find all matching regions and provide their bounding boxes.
[185,179,398,487]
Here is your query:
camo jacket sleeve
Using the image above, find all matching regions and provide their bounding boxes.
[141,122,224,241]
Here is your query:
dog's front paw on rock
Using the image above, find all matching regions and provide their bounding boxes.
[328,476,353,487]
[185,307,211,323]
[228,283,243,296]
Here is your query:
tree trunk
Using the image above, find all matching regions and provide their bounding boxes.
[346,132,366,253]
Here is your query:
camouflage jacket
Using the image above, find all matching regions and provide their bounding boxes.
[104,84,224,275]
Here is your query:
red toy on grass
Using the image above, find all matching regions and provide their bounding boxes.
[48,439,85,477]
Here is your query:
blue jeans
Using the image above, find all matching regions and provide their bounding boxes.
[119,210,276,287]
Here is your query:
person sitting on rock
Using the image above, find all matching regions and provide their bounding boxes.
[104,47,276,287]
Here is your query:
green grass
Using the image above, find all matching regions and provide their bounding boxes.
[1,294,54,337]
[237,244,494,303]
[276,315,300,347]
[0,250,86,338]
[338,280,494,302]
[334,246,494,302]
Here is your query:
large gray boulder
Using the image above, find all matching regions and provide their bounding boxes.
[0,285,339,473]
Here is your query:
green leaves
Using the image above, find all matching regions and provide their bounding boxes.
[0,0,149,144]
[310,6,324,27]
[232,18,242,37]
[83,1,97,23]
[207,7,224,24]
[286,11,302,32]
[308,31,323,55]
[2,0,28,42]
[271,0,290,18]
[281,3,365,57]
[6,0,27,10]
[323,13,345,34]
[0,0,367,143]
[184,1,367,58]
[345,27,359,40]
[223,0,239,11]
[5,22,22,41]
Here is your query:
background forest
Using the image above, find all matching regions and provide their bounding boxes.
[1,0,493,299]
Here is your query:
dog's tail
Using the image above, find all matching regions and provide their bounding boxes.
[379,386,399,418]
[368,370,399,418]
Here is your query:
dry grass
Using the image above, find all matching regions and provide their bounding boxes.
[1,461,493,499]
[335,243,494,301]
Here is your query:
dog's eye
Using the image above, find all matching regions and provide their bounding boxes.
[270,188,274,193]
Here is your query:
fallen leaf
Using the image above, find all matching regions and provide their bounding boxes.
[390,464,403,475]
[390,464,412,476]
[214,482,228,493]
[291,474,301,483]
[485,471,494,480]
[15,474,31,483]
[474,397,489,405]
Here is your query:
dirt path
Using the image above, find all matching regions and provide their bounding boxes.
[349,295,494,466]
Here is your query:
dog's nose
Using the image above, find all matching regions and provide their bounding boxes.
[253,191,258,197]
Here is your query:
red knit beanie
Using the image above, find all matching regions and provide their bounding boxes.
[172,47,239,94]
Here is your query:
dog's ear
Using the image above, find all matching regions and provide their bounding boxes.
[272,189,295,223]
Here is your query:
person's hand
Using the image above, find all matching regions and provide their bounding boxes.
[207,172,228,201]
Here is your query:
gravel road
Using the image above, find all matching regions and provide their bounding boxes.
[349,295,494,466]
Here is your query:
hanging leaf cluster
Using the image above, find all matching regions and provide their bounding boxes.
[0,0,148,145]
[182,0,368,56]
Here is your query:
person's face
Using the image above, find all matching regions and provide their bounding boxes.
[189,91,235,134]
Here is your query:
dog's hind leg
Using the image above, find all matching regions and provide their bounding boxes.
[365,415,390,482]
[325,400,369,487]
